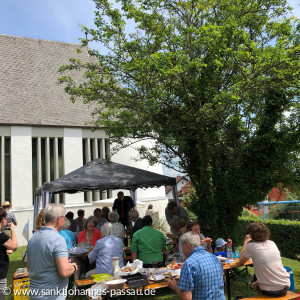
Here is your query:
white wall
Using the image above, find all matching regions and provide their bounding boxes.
[11,126,32,208]
[12,203,99,246]
[63,128,84,205]
[7,128,171,246]
[111,139,167,200]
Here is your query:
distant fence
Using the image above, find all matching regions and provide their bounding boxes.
[256,200,300,219]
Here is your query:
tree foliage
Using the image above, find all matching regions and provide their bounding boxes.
[59,0,300,236]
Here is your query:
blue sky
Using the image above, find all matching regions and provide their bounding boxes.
[1,0,299,50]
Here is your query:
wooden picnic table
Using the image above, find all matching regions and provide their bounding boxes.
[77,258,254,300]
[223,259,254,300]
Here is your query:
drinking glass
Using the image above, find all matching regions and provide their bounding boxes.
[234,247,240,258]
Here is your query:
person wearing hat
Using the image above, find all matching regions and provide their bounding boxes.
[2,202,17,238]
[214,238,227,254]
[2,202,17,226]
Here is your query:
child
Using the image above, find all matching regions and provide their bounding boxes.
[214,238,227,254]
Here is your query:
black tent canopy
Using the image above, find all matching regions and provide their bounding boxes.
[40,158,177,194]
[33,158,178,230]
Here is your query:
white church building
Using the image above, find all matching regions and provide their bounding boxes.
[0,34,169,245]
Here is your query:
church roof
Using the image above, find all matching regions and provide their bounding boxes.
[0,34,97,127]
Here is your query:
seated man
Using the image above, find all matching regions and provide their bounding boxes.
[86,223,124,276]
[101,211,124,240]
[168,232,225,300]
[128,210,143,235]
[131,216,166,268]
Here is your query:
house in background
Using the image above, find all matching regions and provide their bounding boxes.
[0,34,168,245]
[165,176,191,203]
[247,185,288,216]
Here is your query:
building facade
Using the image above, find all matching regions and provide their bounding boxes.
[0,35,168,245]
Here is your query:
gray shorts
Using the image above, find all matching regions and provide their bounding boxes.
[0,278,7,300]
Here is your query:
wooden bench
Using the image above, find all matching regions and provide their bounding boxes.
[76,278,94,287]
[240,291,299,300]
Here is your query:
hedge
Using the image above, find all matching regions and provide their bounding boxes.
[217,216,300,260]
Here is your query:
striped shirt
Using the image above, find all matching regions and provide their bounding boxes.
[178,246,225,300]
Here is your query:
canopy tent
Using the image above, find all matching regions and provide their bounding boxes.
[33,158,178,229]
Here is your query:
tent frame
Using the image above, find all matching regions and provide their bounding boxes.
[33,159,179,229]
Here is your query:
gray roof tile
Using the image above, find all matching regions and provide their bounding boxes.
[0,34,98,127]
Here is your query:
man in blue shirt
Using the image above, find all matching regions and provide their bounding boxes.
[28,204,78,299]
[86,223,124,276]
[168,231,225,300]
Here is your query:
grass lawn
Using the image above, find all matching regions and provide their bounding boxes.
[6,246,300,299]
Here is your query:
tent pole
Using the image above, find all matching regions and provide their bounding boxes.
[172,185,179,205]
[33,194,41,231]
[130,190,137,206]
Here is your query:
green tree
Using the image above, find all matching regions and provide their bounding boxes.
[59,0,300,236]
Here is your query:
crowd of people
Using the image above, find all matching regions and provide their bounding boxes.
[0,196,292,299]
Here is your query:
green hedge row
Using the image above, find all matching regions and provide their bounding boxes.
[226,217,300,260]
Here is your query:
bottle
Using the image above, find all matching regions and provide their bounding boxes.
[226,239,233,260]
[128,233,131,248]
[124,232,128,247]
[112,257,121,279]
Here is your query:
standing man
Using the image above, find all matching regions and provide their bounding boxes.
[0,207,18,300]
[165,201,188,232]
[27,204,78,299]
[168,232,225,300]
[112,191,136,228]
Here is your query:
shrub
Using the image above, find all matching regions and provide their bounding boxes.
[226,217,300,260]
[152,217,169,234]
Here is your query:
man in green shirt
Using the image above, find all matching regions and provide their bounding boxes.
[131,216,167,267]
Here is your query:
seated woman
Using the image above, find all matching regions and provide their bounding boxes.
[131,216,167,268]
[35,209,45,231]
[58,219,76,255]
[78,216,102,246]
[214,238,227,254]
[185,220,213,253]
[86,223,124,277]
[235,222,290,297]
[101,211,124,240]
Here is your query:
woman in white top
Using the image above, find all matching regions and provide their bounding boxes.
[101,211,124,240]
[236,222,290,297]
[145,204,158,219]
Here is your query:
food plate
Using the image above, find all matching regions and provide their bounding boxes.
[217,256,227,262]
[163,270,177,277]
[149,274,165,282]
[167,261,182,269]
[69,248,89,256]
[119,259,143,276]
[91,273,112,282]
